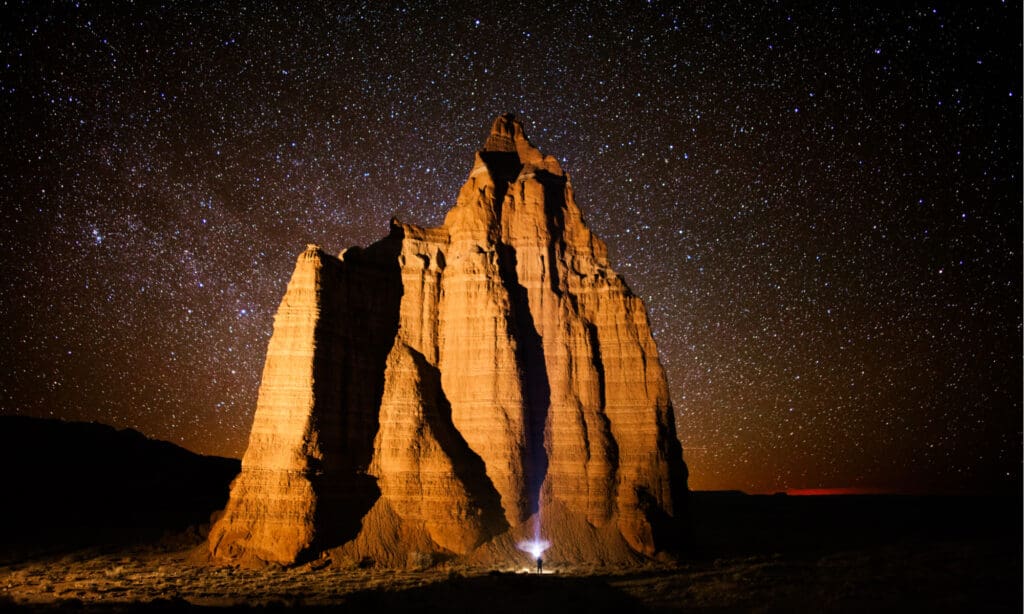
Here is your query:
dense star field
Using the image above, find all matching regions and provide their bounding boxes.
[0,1,1019,493]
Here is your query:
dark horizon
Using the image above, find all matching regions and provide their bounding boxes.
[10,407,1021,500]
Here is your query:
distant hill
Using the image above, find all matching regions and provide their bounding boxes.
[688,489,1022,558]
[0,415,240,558]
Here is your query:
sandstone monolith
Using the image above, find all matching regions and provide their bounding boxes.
[208,114,689,567]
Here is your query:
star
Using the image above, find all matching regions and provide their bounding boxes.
[0,0,1018,495]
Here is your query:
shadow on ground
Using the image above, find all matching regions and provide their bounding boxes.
[345,572,648,614]
[0,573,650,613]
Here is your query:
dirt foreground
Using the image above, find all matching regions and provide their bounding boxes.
[2,493,1020,612]
[0,535,1017,613]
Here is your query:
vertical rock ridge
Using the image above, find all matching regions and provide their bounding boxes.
[372,343,506,553]
[210,114,689,566]
[208,245,330,564]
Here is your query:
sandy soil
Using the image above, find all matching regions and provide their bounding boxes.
[0,535,1017,613]
[1,493,1019,612]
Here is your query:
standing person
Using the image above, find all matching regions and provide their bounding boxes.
[536,556,543,573]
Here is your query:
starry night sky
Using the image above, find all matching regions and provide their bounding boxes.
[1,1,1020,493]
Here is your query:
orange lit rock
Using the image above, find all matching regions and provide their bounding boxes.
[208,114,689,566]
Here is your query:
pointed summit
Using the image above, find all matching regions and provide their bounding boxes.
[479,113,558,176]
[483,112,524,152]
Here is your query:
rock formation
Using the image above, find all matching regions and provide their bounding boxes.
[208,114,689,567]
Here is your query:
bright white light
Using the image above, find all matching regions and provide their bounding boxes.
[517,539,550,559]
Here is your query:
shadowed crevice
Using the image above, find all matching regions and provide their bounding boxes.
[496,243,550,518]
[585,320,619,520]
[306,232,404,556]
[480,151,522,218]
[480,151,523,185]
[534,169,569,295]
[408,347,510,537]
[657,402,693,551]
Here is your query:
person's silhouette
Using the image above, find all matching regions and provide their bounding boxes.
[536,556,543,573]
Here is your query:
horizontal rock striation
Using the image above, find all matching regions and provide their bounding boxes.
[209,113,689,566]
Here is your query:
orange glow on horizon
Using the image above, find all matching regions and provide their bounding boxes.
[784,487,898,496]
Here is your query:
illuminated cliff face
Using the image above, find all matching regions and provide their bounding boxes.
[208,114,689,567]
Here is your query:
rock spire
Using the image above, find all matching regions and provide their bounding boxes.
[208,114,690,567]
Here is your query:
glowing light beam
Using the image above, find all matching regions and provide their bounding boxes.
[516,538,551,559]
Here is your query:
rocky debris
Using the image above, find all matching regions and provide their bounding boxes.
[209,114,689,566]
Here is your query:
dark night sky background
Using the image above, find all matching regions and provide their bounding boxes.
[1,1,1020,493]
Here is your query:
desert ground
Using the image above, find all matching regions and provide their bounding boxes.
[0,493,1019,613]
[0,418,1019,612]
